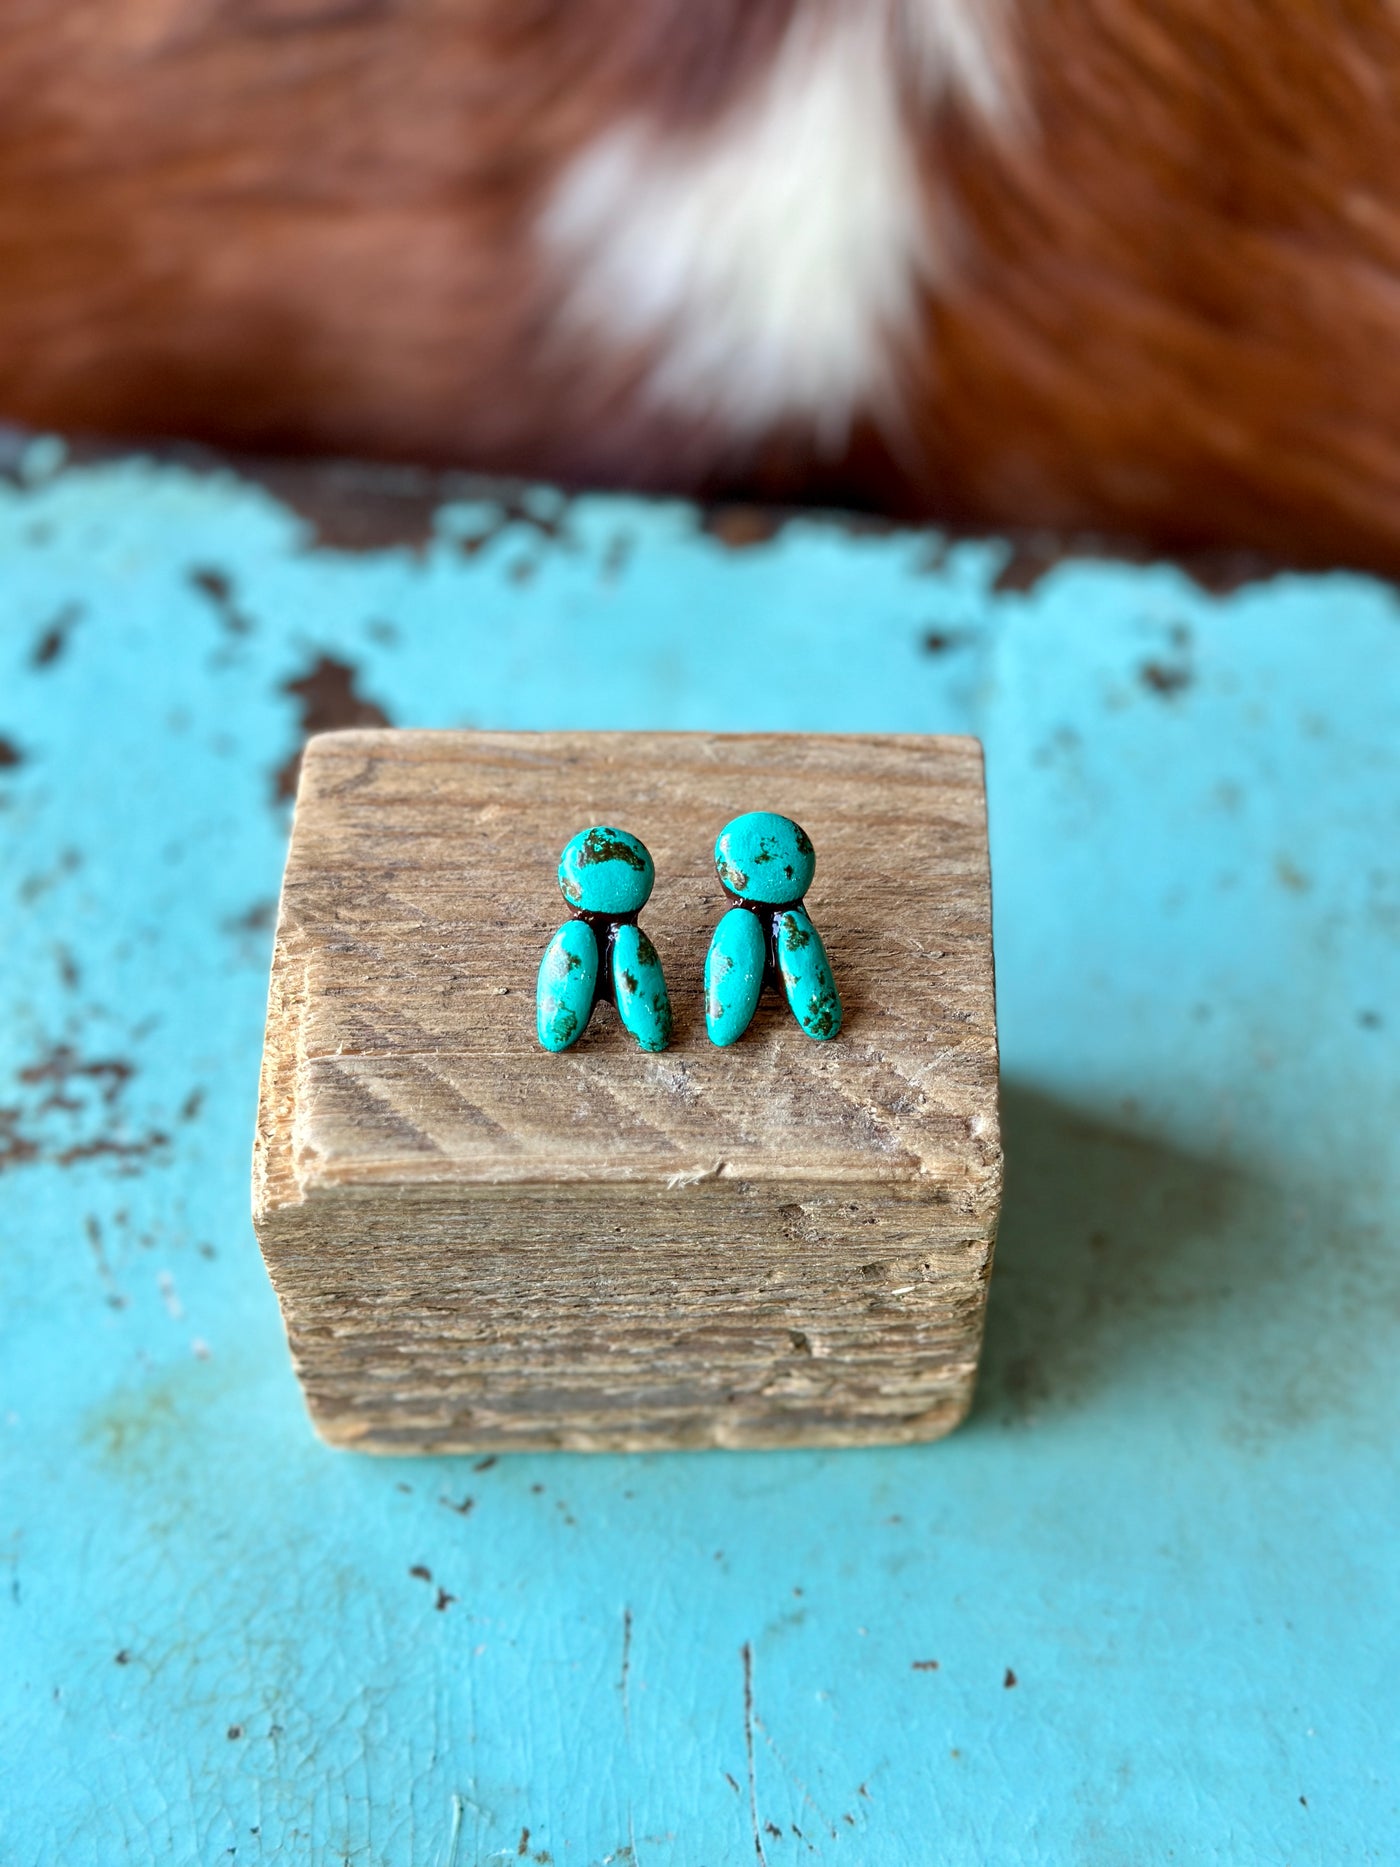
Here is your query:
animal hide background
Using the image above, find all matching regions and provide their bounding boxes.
[2,0,1397,570]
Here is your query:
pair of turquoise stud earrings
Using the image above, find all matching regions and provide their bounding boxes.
[536,813,842,1054]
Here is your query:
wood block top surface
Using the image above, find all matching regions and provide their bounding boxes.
[257,729,998,1216]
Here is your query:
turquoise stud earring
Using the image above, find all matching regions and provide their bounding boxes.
[536,826,672,1052]
[704,812,842,1045]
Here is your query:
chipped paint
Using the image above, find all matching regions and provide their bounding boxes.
[0,442,1397,1863]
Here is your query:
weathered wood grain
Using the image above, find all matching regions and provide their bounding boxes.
[253,730,1001,1451]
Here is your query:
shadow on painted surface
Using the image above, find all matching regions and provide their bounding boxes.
[976,1085,1384,1445]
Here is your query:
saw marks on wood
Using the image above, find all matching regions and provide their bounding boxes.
[253,729,1000,1451]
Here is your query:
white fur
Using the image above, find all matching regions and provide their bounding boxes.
[539,1,1016,453]
[900,0,1019,124]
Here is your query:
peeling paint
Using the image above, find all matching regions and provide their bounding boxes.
[274,652,392,801]
[0,442,1395,1865]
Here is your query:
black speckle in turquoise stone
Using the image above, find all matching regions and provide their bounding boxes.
[558,825,654,915]
[536,919,599,1052]
[612,922,672,1052]
[704,905,765,1046]
[713,812,815,905]
[776,908,841,1041]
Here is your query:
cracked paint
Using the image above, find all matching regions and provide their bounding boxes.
[0,443,1396,1864]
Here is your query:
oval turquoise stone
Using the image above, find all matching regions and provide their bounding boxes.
[611,922,672,1053]
[714,812,815,905]
[704,906,765,1047]
[776,908,842,1041]
[558,826,654,915]
[536,919,598,1051]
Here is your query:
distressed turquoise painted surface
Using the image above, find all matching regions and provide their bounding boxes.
[536,919,599,1051]
[611,923,672,1053]
[1,440,1398,1864]
[775,909,842,1042]
[705,906,767,1047]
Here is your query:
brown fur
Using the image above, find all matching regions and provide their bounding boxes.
[3,1,1399,570]
[918,0,1400,567]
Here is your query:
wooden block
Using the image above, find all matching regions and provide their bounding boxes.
[252,730,1001,1452]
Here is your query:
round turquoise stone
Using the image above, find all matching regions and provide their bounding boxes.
[704,906,765,1046]
[558,825,654,915]
[536,919,598,1051]
[714,812,815,906]
[611,922,672,1052]
[776,908,842,1041]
